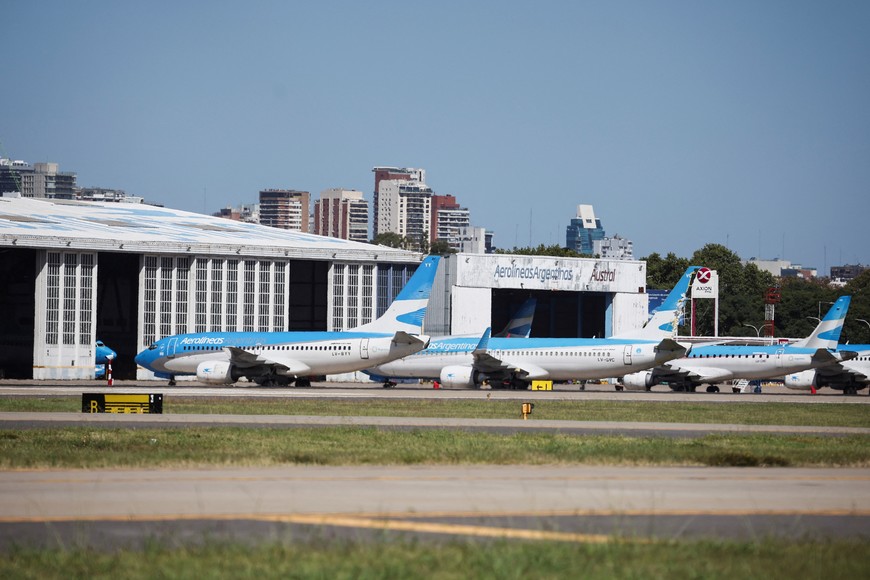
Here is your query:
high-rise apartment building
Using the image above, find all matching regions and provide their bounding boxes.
[593,235,634,259]
[566,204,605,255]
[376,179,433,250]
[0,159,76,200]
[314,188,369,242]
[372,167,425,235]
[431,194,471,250]
[259,189,310,232]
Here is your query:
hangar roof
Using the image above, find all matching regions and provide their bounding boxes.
[0,196,420,263]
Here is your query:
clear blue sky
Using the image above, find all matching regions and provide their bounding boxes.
[3,1,868,271]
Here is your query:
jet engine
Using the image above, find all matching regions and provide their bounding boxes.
[196,360,241,385]
[622,371,656,391]
[784,370,817,390]
[439,365,479,388]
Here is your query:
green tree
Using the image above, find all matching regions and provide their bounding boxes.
[429,239,456,255]
[495,244,588,258]
[371,232,410,249]
[643,252,690,290]
[688,244,775,336]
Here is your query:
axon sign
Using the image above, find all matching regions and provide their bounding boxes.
[691,268,719,298]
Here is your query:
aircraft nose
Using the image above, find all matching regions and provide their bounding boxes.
[134,349,151,369]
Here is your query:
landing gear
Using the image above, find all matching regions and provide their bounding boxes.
[383,380,396,388]
[706,385,720,393]
[168,376,176,387]
[255,375,292,387]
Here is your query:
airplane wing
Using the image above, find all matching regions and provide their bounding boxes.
[471,351,550,380]
[392,331,429,346]
[469,329,549,380]
[656,338,690,357]
[652,362,732,385]
[224,346,312,375]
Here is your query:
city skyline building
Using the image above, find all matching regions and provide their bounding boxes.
[0,158,76,200]
[431,194,471,250]
[593,235,634,260]
[376,179,433,251]
[214,203,260,223]
[371,167,425,236]
[314,188,369,242]
[258,189,310,232]
[566,204,605,255]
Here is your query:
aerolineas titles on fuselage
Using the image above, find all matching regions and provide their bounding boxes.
[180,336,226,346]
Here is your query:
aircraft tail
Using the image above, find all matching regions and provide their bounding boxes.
[615,266,701,340]
[494,297,537,338]
[792,296,851,349]
[351,255,441,334]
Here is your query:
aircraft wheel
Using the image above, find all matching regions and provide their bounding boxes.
[168,377,176,387]
[706,385,720,393]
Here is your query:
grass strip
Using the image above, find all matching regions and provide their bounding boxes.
[3,397,869,427]
[1,427,868,469]
[2,538,868,579]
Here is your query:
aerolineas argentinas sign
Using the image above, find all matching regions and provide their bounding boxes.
[455,255,641,292]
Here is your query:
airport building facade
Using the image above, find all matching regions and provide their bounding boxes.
[0,196,650,382]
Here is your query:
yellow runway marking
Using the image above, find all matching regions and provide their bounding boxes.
[1,509,868,546]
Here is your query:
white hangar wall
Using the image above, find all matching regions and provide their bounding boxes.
[0,197,423,380]
[424,253,649,338]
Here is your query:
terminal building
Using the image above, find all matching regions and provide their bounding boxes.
[0,196,650,382]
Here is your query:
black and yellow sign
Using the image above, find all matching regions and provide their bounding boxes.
[82,393,163,414]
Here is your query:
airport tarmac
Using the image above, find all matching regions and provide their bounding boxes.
[0,465,868,549]
[1,379,868,549]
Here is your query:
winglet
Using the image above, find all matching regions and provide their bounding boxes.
[352,255,441,334]
[615,266,701,340]
[792,296,851,349]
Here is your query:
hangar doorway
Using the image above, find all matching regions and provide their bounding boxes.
[491,289,607,339]
[97,252,140,379]
[0,248,36,378]
[288,259,328,330]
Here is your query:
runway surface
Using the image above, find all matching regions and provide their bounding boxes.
[1,466,868,549]
[1,379,868,549]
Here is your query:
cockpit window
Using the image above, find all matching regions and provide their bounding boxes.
[148,343,158,350]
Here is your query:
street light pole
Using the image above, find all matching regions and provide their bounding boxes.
[857,319,870,343]
[743,323,761,340]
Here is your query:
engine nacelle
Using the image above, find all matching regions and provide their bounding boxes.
[784,370,817,390]
[622,371,655,391]
[440,365,479,389]
[196,360,238,385]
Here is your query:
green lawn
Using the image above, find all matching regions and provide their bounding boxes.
[3,538,868,579]
[3,396,869,427]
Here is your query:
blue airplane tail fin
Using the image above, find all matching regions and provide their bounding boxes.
[615,266,701,340]
[352,255,441,334]
[494,297,537,338]
[792,295,851,349]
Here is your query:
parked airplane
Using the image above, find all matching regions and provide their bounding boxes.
[94,340,117,378]
[369,267,700,389]
[622,296,856,392]
[135,255,441,386]
[784,342,870,395]
[366,297,537,387]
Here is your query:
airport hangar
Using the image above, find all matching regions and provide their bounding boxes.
[0,196,649,381]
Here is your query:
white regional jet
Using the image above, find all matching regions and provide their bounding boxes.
[622,296,856,392]
[367,266,700,389]
[135,255,440,386]
[784,342,870,395]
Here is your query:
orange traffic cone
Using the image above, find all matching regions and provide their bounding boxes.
[811,385,817,395]
[433,380,440,389]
